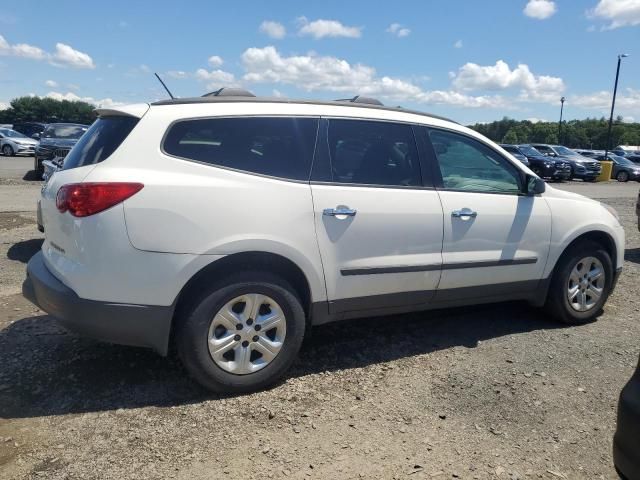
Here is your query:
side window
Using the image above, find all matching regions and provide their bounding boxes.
[327,119,421,187]
[429,129,521,194]
[534,145,551,155]
[163,117,318,181]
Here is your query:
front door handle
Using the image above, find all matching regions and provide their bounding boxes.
[451,208,477,218]
[323,207,357,217]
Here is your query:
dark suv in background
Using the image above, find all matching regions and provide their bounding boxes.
[507,144,571,181]
[499,144,529,166]
[12,122,47,139]
[531,144,601,181]
[34,123,88,174]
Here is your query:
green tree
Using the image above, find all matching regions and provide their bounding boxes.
[502,128,519,144]
[0,96,96,125]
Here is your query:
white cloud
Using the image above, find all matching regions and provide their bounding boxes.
[386,23,411,37]
[195,68,236,90]
[454,39,463,48]
[240,46,506,108]
[572,88,640,113]
[451,60,564,102]
[0,101,8,110]
[296,17,362,39]
[526,117,548,123]
[50,43,95,69]
[44,91,123,108]
[0,35,94,68]
[0,35,46,60]
[588,0,640,29]
[621,116,635,123]
[45,79,58,88]
[524,0,557,19]
[259,20,286,39]
[166,70,189,79]
[208,55,224,67]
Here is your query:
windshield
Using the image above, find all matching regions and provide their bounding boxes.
[612,155,635,166]
[518,145,543,156]
[0,129,28,139]
[43,125,88,139]
[554,146,581,157]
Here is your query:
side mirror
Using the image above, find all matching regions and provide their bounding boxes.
[32,133,40,139]
[526,175,546,195]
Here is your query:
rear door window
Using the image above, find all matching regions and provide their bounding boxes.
[62,117,138,170]
[326,119,422,187]
[163,117,319,181]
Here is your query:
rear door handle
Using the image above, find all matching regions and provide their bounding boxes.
[323,207,357,217]
[451,208,477,218]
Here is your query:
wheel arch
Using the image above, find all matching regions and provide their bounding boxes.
[170,251,316,348]
[548,229,618,279]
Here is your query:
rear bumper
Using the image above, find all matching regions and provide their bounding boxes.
[23,251,174,355]
[613,372,640,480]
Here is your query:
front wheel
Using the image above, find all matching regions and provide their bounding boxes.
[177,272,306,393]
[2,144,13,156]
[545,241,613,324]
[616,171,629,182]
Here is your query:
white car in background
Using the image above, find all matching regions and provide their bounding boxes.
[23,90,625,393]
[0,127,38,156]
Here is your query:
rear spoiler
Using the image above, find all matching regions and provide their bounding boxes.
[95,103,150,119]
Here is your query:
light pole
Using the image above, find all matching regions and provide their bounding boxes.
[604,54,629,160]
[558,96,565,144]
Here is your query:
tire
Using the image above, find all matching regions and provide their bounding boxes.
[177,271,306,393]
[568,168,575,181]
[545,241,613,325]
[2,144,13,157]
[616,171,629,182]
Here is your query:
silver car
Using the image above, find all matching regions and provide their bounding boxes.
[0,127,38,156]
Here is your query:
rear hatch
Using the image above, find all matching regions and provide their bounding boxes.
[40,104,148,284]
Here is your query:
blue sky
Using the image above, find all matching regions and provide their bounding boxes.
[0,0,638,124]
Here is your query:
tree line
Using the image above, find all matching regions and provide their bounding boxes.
[0,96,96,125]
[468,116,640,149]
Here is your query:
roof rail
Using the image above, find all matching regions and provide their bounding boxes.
[203,87,256,98]
[334,95,384,106]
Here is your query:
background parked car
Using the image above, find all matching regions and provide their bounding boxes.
[613,145,640,157]
[593,153,640,182]
[12,121,47,139]
[516,144,571,181]
[0,127,38,156]
[613,352,640,480]
[626,154,640,164]
[499,144,530,166]
[34,123,88,174]
[531,144,601,181]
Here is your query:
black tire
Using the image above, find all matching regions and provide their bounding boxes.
[544,241,613,325]
[568,167,575,180]
[616,171,629,182]
[176,271,306,393]
[2,144,13,157]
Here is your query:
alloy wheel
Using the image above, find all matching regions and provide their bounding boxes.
[207,293,286,375]
[566,256,605,312]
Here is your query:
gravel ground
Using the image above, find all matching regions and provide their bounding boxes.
[0,171,638,479]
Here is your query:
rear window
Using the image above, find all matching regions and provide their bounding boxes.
[162,117,319,181]
[62,116,139,170]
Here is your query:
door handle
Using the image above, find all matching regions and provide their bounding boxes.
[323,207,357,217]
[451,208,477,218]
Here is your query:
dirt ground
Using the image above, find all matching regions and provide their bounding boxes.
[1,170,639,479]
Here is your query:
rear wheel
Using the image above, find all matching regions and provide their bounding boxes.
[616,171,629,182]
[545,241,613,324]
[2,144,13,156]
[177,271,306,393]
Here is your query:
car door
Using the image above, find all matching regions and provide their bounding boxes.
[310,118,444,316]
[423,127,551,301]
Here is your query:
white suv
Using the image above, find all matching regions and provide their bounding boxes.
[23,90,625,393]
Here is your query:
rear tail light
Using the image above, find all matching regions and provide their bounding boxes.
[56,182,144,217]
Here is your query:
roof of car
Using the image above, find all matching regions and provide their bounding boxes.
[45,122,89,127]
[150,95,458,125]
